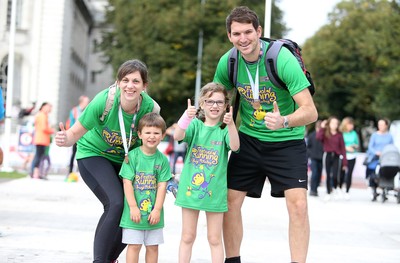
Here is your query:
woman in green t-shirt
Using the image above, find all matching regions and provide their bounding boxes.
[55,59,160,263]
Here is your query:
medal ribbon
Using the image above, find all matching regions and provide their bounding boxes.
[245,64,259,101]
[244,41,264,102]
[118,98,140,163]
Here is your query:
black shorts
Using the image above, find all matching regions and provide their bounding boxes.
[227,132,308,198]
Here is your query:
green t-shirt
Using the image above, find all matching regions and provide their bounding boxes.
[343,130,360,159]
[213,40,310,142]
[119,147,172,230]
[175,119,231,212]
[76,88,157,164]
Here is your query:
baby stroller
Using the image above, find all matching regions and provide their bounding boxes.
[377,144,400,203]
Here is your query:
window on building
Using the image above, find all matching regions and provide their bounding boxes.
[0,56,9,104]
[6,0,23,29]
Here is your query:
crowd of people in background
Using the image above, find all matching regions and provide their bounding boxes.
[306,116,398,203]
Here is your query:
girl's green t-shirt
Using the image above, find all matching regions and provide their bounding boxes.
[175,119,231,212]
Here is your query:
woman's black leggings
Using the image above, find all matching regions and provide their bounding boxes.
[324,152,341,194]
[78,156,126,263]
[339,158,356,192]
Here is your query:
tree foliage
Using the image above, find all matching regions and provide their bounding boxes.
[303,0,400,125]
[100,0,287,124]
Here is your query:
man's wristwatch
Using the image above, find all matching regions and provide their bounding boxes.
[283,116,289,128]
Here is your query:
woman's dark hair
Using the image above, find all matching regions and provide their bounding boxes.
[39,102,49,110]
[324,116,340,138]
[116,59,150,84]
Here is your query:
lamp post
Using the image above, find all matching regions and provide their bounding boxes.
[264,0,272,38]
[194,0,206,108]
[2,0,17,172]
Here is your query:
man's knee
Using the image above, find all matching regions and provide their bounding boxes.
[227,190,246,211]
[285,190,308,218]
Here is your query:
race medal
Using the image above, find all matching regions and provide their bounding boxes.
[252,100,261,110]
[124,154,129,164]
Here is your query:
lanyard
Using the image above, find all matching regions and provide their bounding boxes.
[118,102,139,164]
[244,41,264,102]
[245,63,259,101]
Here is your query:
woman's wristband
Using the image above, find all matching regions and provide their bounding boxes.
[178,110,193,130]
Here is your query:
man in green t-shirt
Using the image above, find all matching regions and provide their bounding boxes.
[213,6,318,263]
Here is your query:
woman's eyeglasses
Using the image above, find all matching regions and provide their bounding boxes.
[204,100,225,107]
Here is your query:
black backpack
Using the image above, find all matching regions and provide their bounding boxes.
[228,37,315,120]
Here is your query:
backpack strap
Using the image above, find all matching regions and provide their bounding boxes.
[228,47,240,122]
[228,47,238,87]
[99,82,117,122]
[265,40,286,90]
[152,99,161,113]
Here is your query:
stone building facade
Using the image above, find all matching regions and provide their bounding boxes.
[0,0,112,128]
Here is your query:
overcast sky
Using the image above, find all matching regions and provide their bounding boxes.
[277,0,340,44]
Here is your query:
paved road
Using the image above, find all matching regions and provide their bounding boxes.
[1,175,400,263]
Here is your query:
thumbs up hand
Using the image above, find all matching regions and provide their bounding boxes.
[264,101,283,130]
[55,122,68,146]
[223,106,234,125]
[177,99,196,130]
[186,99,197,119]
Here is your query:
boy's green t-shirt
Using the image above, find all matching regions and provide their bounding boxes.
[119,147,172,230]
[175,119,231,212]
[76,88,156,164]
[213,40,310,142]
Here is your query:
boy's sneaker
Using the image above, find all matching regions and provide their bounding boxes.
[166,177,179,198]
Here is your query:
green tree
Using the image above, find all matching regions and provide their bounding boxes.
[303,0,400,124]
[100,0,287,124]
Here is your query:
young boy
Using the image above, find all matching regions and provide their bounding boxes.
[119,112,172,263]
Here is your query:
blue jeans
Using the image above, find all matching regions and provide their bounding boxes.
[172,151,186,174]
[309,158,322,194]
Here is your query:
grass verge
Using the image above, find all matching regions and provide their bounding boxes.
[0,171,26,180]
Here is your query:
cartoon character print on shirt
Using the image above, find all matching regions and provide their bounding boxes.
[138,197,153,217]
[134,165,160,218]
[102,127,138,155]
[237,83,276,127]
[185,144,219,199]
[186,165,215,199]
